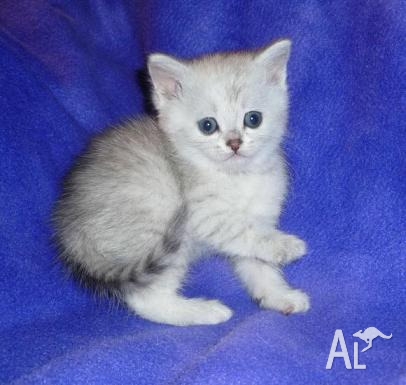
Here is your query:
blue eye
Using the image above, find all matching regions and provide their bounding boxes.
[198,117,218,135]
[244,111,262,128]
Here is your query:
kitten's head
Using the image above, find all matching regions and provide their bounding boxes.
[148,40,291,173]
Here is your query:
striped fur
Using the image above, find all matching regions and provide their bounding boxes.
[53,40,310,325]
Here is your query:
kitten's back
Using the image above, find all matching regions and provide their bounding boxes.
[53,117,185,296]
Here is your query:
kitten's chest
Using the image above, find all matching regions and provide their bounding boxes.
[187,169,287,229]
[225,175,270,211]
[225,173,285,218]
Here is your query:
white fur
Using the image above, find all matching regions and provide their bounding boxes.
[137,40,311,323]
[125,250,233,326]
[56,41,310,327]
[55,40,309,325]
[126,292,233,326]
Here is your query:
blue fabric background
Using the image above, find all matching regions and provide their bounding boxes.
[0,1,405,384]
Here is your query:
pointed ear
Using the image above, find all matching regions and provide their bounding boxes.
[255,39,292,88]
[148,53,187,102]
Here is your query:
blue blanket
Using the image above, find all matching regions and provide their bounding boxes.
[1,1,405,384]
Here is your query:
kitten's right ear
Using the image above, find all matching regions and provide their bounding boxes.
[148,54,188,103]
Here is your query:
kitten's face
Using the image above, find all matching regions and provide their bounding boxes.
[149,40,291,173]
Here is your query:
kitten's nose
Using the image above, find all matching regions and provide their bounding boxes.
[226,138,242,153]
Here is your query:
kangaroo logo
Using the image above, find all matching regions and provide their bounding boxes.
[353,327,392,352]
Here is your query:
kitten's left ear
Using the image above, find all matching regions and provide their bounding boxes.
[148,53,188,103]
[255,39,292,88]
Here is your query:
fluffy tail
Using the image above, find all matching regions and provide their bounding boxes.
[60,252,168,299]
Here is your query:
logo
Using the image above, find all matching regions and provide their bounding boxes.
[326,327,392,370]
[353,327,393,352]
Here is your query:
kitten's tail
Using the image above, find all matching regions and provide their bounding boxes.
[59,251,168,300]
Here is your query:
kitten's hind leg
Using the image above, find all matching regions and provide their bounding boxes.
[126,290,233,326]
[124,253,233,326]
[234,258,310,315]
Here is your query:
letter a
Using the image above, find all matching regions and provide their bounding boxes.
[326,330,352,369]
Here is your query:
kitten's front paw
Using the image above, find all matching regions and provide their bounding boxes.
[260,289,310,315]
[279,289,311,315]
[273,234,307,265]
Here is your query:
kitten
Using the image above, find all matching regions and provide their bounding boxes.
[53,39,310,326]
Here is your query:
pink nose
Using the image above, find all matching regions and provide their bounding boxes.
[226,138,242,153]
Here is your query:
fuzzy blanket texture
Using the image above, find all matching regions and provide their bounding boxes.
[0,1,405,384]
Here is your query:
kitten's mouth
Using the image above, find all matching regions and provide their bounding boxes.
[224,152,247,161]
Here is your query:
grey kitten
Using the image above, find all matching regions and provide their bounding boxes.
[53,40,310,326]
